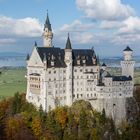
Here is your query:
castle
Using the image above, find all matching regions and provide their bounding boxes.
[26,13,135,124]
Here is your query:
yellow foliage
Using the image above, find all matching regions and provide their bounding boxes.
[32,117,42,137]
[5,117,22,139]
[55,107,68,129]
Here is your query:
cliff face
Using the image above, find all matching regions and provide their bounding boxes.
[125,85,140,123]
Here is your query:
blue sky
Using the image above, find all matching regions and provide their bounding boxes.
[0,0,140,57]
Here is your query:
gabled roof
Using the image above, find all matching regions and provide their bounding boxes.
[123,46,132,51]
[37,47,66,68]
[36,47,97,68]
[44,12,52,31]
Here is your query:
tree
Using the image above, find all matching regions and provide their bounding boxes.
[31,116,42,138]
[101,108,106,124]
[78,109,89,140]
[11,92,22,114]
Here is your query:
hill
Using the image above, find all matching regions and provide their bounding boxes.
[0,93,139,140]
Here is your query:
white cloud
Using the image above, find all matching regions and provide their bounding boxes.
[100,20,123,29]
[0,38,16,46]
[0,15,43,37]
[55,20,97,45]
[118,16,140,34]
[60,20,94,32]
[76,0,135,20]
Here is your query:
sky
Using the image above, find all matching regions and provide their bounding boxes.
[0,0,140,57]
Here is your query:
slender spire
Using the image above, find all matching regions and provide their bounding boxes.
[34,41,37,46]
[65,33,72,49]
[26,54,30,61]
[44,10,52,31]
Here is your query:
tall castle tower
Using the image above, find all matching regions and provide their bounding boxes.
[65,34,73,106]
[43,12,53,47]
[121,46,135,79]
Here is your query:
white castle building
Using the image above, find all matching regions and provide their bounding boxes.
[26,13,135,124]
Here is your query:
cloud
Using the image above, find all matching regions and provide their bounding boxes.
[76,0,135,20]
[118,16,140,34]
[100,20,123,29]
[0,38,16,46]
[60,20,94,32]
[0,15,43,37]
[55,20,97,45]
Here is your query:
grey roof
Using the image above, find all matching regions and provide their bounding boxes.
[123,46,132,51]
[36,47,97,68]
[37,47,66,68]
[44,12,52,31]
[112,76,132,81]
[65,35,72,49]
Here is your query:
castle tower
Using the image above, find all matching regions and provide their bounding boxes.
[121,46,135,79]
[43,12,53,47]
[65,34,73,106]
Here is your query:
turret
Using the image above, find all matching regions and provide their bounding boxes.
[101,63,107,70]
[65,34,73,106]
[43,11,53,47]
[65,33,72,61]
[121,46,135,79]
[123,46,133,61]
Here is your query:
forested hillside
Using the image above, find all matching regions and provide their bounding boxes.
[0,93,139,140]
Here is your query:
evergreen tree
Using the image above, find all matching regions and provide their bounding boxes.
[78,109,89,140]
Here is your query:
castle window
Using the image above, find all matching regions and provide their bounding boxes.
[77,94,79,98]
[81,76,83,78]
[81,94,83,97]
[87,94,89,97]
[49,78,51,81]
[120,94,122,96]
[63,70,66,73]
[80,69,82,72]
[94,94,96,96]
[77,76,79,79]
[54,70,56,74]
[75,69,77,72]
[49,71,51,74]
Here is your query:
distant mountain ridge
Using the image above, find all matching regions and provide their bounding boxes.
[0,52,26,57]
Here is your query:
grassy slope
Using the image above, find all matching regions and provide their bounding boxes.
[0,68,26,97]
